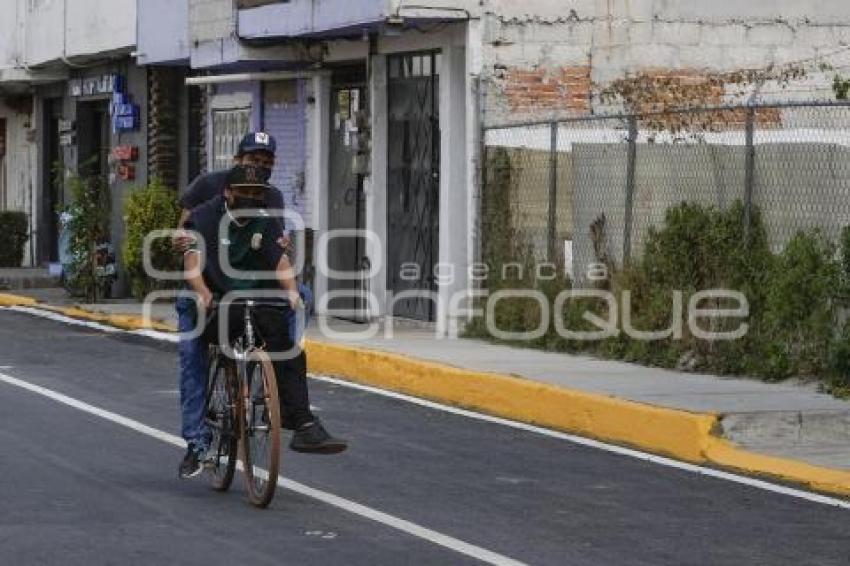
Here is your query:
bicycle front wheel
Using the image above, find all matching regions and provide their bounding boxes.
[205,355,239,491]
[240,350,281,508]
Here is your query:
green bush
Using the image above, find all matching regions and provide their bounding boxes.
[0,211,29,268]
[123,178,181,300]
[472,193,850,392]
[64,169,110,301]
[758,230,840,379]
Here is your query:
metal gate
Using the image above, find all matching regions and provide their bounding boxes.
[387,51,440,321]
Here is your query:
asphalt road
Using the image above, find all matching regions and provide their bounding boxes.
[0,308,849,566]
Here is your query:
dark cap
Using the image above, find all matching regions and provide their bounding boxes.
[237,131,277,156]
[227,164,274,190]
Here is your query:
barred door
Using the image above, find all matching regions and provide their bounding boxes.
[387,52,441,321]
[212,108,252,171]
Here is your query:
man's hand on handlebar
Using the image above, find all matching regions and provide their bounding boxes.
[172,229,196,254]
[198,288,215,311]
[287,289,305,311]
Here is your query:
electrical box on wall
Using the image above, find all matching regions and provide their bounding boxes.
[117,163,136,181]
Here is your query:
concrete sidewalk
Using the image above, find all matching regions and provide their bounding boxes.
[308,319,850,471]
[0,268,60,291]
[2,288,849,494]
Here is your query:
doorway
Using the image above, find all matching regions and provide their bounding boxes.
[41,99,63,263]
[386,51,441,321]
[76,100,110,182]
[327,67,368,321]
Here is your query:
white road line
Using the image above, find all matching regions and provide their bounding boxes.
[4,306,179,343]
[4,305,850,510]
[0,370,526,566]
[312,376,850,511]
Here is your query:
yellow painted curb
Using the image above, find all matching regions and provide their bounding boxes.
[304,340,850,498]
[705,438,850,496]
[0,294,177,333]
[2,294,849,497]
[304,340,716,463]
[0,292,39,307]
[39,305,178,333]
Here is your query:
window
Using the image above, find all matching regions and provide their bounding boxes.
[212,108,252,171]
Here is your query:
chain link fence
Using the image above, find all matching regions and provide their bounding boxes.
[481,101,850,283]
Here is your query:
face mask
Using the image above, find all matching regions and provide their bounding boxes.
[232,196,266,210]
[257,166,273,183]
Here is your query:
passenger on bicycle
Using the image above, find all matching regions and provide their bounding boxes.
[178,163,347,478]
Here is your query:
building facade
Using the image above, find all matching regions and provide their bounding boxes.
[3,0,849,323]
[0,0,142,292]
[139,0,850,329]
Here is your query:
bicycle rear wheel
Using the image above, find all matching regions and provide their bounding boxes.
[240,350,281,507]
[205,354,239,491]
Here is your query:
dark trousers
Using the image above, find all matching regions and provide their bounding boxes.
[205,303,314,430]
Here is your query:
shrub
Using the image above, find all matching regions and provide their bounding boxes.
[472,161,850,392]
[605,202,774,374]
[123,178,181,300]
[759,230,840,379]
[64,169,110,301]
[0,211,29,267]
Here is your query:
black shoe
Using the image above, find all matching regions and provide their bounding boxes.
[290,419,348,454]
[178,447,203,479]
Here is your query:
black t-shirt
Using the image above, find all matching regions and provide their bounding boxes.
[180,170,285,227]
[183,196,285,296]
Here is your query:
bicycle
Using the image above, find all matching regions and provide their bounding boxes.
[203,300,283,508]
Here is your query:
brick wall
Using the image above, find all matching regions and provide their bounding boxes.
[496,66,591,117]
[481,3,850,125]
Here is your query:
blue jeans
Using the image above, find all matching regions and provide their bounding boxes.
[176,296,209,451]
[289,284,313,345]
[176,285,312,451]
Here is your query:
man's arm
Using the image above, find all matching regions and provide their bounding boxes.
[174,172,222,252]
[275,254,303,310]
[185,250,213,309]
[172,209,193,253]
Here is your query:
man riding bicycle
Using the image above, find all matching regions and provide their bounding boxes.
[178,164,347,478]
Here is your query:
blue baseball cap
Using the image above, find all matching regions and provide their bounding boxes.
[237,131,277,156]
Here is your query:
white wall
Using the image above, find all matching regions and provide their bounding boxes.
[138,0,189,65]
[23,0,65,67]
[484,0,850,22]
[0,0,20,70]
[21,0,135,67]
[65,0,136,58]
[481,0,850,123]
[0,101,38,266]
[190,0,234,43]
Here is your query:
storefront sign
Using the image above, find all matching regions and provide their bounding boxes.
[112,145,139,161]
[69,74,121,97]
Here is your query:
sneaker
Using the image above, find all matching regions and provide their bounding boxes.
[290,419,348,454]
[178,447,203,479]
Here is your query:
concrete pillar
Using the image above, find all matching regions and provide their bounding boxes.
[437,44,469,334]
[366,53,389,319]
[307,72,331,311]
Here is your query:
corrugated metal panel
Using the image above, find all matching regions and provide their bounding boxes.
[263,79,309,228]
